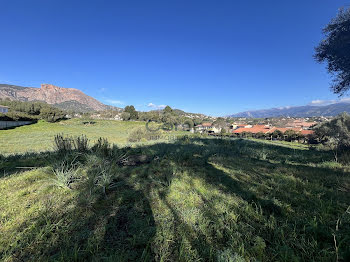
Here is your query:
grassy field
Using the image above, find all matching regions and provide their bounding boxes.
[0,122,350,261]
[0,119,185,155]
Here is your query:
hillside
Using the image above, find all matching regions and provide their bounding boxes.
[0,83,120,112]
[230,102,350,118]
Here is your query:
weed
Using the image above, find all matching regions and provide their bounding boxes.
[54,133,73,154]
[92,137,111,157]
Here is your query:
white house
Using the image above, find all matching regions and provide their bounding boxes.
[195,122,212,133]
[210,126,222,134]
[0,105,9,113]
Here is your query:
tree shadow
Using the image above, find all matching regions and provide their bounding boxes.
[0,138,349,261]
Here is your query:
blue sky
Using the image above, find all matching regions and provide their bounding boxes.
[0,0,349,116]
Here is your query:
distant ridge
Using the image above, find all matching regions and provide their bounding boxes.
[0,83,121,112]
[229,102,350,118]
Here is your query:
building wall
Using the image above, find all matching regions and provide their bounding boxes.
[0,108,8,113]
[0,121,33,129]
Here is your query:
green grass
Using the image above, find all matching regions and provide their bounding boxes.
[0,119,186,155]
[0,135,349,261]
[248,137,310,150]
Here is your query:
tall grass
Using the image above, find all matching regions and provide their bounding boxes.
[54,134,89,154]
[0,136,349,261]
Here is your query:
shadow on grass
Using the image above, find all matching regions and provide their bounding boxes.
[0,138,349,261]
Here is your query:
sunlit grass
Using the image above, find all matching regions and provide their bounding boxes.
[0,119,186,155]
[0,128,349,261]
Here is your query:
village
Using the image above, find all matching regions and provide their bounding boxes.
[193,117,323,142]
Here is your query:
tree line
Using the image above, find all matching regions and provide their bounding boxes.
[121,105,207,128]
[0,99,66,122]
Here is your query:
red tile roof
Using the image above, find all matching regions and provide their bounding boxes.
[269,127,302,133]
[287,122,316,128]
[300,130,314,135]
[233,125,271,134]
[202,122,212,127]
[233,125,314,136]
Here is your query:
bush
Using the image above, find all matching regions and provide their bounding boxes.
[54,134,90,154]
[1,112,37,121]
[40,107,66,122]
[73,135,89,152]
[128,127,154,143]
[314,113,350,162]
[92,137,111,157]
[0,100,66,122]
[54,134,73,154]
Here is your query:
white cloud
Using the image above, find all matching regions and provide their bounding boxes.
[277,106,292,110]
[147,103,166,109]
[340,97,350,103]
[310,99,336,106]
[309,97,350,106]
[99,87,107,92]
[105,99,124,105]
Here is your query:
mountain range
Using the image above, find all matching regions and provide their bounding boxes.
[0,84,120,112]
[2,83,350,117]
[229,102,350,118]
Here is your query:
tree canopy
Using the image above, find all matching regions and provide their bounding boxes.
[123,105,138,120]
[315,7,350,94]
[314,112,350,161]
[0,100,66,122]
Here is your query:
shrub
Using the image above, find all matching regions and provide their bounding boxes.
[92,137,111,157]
[54,134,90,153]
[73,135,89,152]
[121,112,131,121]
[54,134,73,154]
[314,113,350,162]
[39,107,66,122]
[2,112,37,121]
[128,127,154,143]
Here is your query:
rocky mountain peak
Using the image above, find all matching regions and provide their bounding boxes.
[0,83,119,112]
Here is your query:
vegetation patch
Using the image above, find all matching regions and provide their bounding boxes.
[0,136,349,261]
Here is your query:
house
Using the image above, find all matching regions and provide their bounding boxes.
[208,126,222,134]
[114,114,122,120]
[286,120,316,129]
[195,122,212,132]
[0,105,9,114]
[232,125,314,137]
[232,125,272,135]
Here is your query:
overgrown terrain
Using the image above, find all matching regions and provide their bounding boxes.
[1,133,349,261]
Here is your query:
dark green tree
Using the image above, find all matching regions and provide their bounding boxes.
[163,105,173,114]
[124,105,138,120]
[315,7,350,94]
[284,130,298,142]
[121,112,131,121]
[183,119,194,130]
[213,117,227,128]
[39,107,65,122]
[271,130,283,140]
[314,112,350,161]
